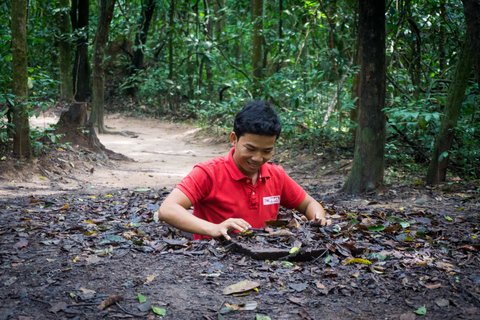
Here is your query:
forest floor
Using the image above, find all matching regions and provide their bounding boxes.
[1,109,480,320]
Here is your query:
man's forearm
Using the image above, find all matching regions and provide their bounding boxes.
[159,203,216,237]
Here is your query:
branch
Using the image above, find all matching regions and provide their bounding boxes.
[322,55,354,126]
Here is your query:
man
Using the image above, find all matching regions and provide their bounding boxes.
[159,100,331,240]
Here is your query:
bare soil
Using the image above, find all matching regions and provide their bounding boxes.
[1,113,480,320]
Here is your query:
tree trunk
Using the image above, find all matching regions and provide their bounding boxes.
[462,0,480,90]
[214,0,225,40]
[343,0,386,195]
[204,0,214,94]
[58,0,73,101]
[11,0,31,159]
[439,0,446,74]
[168,0,175,80]
[349,34,361,144]
[426,35,474,184]
[90,0,116,133]
[128,0,156,96]
[251,0,264,82]
[276,0,283,73]
[73,0,90,102]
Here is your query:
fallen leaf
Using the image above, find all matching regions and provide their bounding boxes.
[4,276,17,286]
[256,315,272,320]
[346,258,372,265]
[144,274,156,284]
[425,283,441,290]
[223,280,260,295]
[49,301,68,313]
[13,239,28,249]
[59,203,70,210]
[435,298,449,307]
[289,283,308,292]
[436,262,454,271]
[399,313,416,320]
[97,295,124,310]
[269,230,295,237]
[289,297,304,305]
[152,306,166,315]
[79,288,96,300]
[138,293,147,303]
[413,305,426,315]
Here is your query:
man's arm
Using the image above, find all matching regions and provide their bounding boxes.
[295,194,331,226]
[158,188,251,240]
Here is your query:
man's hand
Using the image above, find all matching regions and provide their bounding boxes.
[301,214,332,226]
[210,218,252,241]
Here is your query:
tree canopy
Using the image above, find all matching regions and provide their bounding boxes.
[0,0,479,191]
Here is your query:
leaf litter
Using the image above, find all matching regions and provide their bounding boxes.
[0,179,479,319]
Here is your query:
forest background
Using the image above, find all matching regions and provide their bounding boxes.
[0,0,479,194]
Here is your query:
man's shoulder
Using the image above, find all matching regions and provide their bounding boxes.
[195,155,228,170]
[263,161,288,177]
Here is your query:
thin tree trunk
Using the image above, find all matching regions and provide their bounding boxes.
[73,0,90,102]
[214,0,225,40]
[251,0,264,82]
[168,0,174,80]
[439,0,446,74]
[11,0,31,159]
[128,0,156,96]
[462,0,480,90]
[349,26,361,144]
[426,35,474,184]
[204,0,213,93]
[276,0,283,73]
[58,0,73,101]
[343,0,386,194]
[90,0,116,133]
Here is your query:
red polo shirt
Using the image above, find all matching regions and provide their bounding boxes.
[176,148,306,240]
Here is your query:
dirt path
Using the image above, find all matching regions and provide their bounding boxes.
[1,114,230,197]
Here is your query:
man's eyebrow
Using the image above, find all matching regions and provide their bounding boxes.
[245,143,274,150]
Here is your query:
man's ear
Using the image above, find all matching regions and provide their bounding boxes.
[230,132,237,147]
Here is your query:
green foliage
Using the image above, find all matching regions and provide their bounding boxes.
[0,0,478,180]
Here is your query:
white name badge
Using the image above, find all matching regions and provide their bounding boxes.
[263,196,280,205]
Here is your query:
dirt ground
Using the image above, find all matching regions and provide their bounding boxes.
[0,113,230,198]
[1,114,480,320]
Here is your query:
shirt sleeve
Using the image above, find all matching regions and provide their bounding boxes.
[279,169,307,209]
[176,165,213,206]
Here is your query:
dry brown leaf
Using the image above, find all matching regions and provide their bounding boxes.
[97,295,124,310]
[287,218,301,229]
[270,229,295,237]
[49,301,68,313]
[425,283,441,289]
[13,239,28,249]
[222,280,260,295]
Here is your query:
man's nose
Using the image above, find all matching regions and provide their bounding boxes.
[251,152,262,162]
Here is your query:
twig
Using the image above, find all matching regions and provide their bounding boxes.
[115,302,146,317]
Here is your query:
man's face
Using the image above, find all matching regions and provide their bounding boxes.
[230,132,276,178]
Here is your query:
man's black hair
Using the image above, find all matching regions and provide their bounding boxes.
[234,100,281,139]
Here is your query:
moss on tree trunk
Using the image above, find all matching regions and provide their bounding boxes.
[426,35,473,184]
[343,0,386,195]
[58,0,73,101]
[11,0,30,159]
[90,0,116,133]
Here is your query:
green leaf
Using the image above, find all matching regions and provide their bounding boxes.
[413,305,426,315]
[368,224,385,232]
[137,293,147,303]
[152,306,166,316]
[289,247,300,254]
[366,252,387,260]
[444,215,453,221]
[256,315,272,320]
[325,254,331,264]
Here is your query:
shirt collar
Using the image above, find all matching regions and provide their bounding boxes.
[226,147,271,181]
